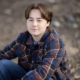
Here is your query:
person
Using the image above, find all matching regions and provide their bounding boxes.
[0,3,72,80]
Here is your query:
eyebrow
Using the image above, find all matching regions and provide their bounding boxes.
[29,17,42,19]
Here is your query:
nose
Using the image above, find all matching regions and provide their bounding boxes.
[33,20,37,27]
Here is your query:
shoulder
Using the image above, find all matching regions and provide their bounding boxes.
[19,31,28,37]
[46,29,65,48]
[50,29,61,40]
[17,30,29,43]
[46,29,61,42]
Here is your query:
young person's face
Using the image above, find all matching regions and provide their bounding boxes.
[26,9,50,41]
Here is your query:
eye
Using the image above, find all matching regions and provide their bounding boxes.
[29,20,33,21]
[37,20,41,22]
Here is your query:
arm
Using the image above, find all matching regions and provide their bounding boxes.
[0,33,21,60]
[21,39,69,80]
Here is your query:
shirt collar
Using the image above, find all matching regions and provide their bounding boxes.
[26,29,51,46]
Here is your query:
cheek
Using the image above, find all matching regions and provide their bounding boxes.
[26,24,29,30]
[26,22,31,28]
[39,24,47,29]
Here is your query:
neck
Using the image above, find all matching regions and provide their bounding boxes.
[32,33,44,42]
[32,35,41,42]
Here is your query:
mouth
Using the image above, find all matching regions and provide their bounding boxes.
[32,29,38,30]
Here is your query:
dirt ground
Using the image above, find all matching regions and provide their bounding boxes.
[0,0,80,80]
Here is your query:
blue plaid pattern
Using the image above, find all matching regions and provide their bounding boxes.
[0,29,72,80]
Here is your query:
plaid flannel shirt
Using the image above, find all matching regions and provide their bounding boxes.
[0,29,71,80]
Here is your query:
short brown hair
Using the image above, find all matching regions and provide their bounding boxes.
[25,3,53,29]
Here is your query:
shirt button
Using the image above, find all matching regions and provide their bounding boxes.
[32,61,34,63]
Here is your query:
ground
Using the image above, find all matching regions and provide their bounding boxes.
[0,0,80,80]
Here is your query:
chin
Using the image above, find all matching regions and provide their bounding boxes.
[31,32,38,35]
[31,33,39,36]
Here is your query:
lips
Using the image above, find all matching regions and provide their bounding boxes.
[32,29,38,30]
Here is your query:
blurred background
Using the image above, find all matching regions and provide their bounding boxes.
[0,0,80,80]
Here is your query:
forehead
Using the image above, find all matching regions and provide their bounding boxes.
[29,9,42,18]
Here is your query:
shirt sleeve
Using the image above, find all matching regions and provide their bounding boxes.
[20,39,70,80]
[0,33,21,60]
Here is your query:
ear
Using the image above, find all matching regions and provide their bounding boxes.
[47,21,50,27]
